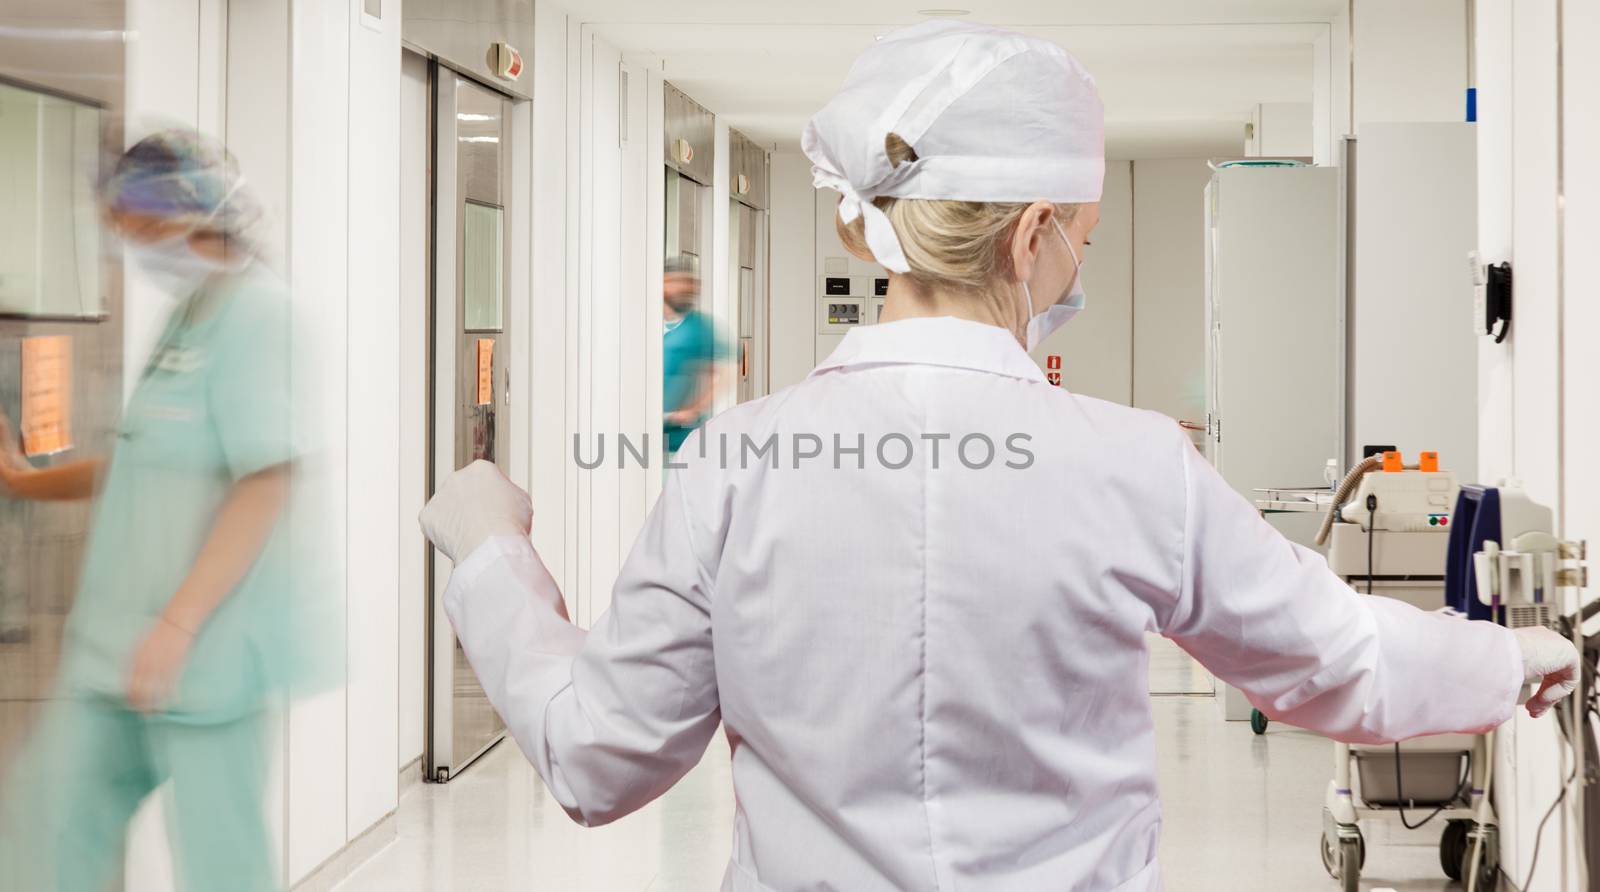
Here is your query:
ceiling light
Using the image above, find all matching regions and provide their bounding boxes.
[458,136,499,143]
[457,113,496,121]
[916,8,970,16]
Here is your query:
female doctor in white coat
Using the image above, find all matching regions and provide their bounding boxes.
[421,20,1579,892]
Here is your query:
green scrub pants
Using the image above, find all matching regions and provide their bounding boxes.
[1,694,276,892]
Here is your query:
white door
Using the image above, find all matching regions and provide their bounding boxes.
[1208,166,1343,547]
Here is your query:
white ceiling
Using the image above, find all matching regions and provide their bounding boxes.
[581,2,1339,158]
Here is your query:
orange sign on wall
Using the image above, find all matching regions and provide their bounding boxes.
[21,335,72,456]
[476,338,494,406]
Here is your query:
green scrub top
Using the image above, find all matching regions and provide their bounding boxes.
[59,266,296,723]
[663,309,723,452]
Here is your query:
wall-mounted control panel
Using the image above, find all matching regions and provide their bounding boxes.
[817,274,880,333]
[820,298,864,331]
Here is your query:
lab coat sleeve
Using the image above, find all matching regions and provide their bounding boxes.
[443,472,720,826]
[1163,436,1524,744]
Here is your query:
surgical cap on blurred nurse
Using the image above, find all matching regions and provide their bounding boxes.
[419,20,1578,892]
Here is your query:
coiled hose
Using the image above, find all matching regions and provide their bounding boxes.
[1314,455,1383,546]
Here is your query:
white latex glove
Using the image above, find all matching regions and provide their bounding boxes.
[419,460,532,563]
[1515,626,1581,718]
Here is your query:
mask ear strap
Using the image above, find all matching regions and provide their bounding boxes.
[1018,216,1056,327]
[1054,218,1081,273]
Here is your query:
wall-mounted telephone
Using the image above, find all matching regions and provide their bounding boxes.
[1470,252,1512,343]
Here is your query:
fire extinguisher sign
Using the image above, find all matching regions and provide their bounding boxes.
[1045,354,1062,387]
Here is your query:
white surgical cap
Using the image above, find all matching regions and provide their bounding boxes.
[802,20,1105,274]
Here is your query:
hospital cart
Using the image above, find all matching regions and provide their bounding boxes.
[1258,455,1498,891]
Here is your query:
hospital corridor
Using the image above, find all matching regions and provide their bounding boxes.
[2,1,1599,891]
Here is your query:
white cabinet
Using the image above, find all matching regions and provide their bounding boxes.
[1348,124,1477,477]
[1204,165,1344,550]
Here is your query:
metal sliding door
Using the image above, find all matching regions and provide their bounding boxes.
[425,64,515,782]
[728,129,769,403]
[732,202,765,402]
[664,170,705,267]
[0,4,124,772]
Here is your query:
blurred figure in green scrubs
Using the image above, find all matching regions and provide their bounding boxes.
[0,129,305,891]
[662,255,726,453]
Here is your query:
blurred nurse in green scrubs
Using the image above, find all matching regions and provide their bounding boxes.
[0,129,300,891]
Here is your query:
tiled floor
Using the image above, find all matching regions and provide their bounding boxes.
[334,639,1460,892]
[1148,633,1215,696]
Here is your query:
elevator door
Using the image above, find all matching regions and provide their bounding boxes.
[731,201,766,403]
[664,169,704,268]
[425,65,514,782]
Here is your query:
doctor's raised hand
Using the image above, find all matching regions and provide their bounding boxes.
[419,460,533,563]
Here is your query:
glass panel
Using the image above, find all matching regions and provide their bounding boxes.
[739,267,755,338]
[664,170,679,258]
[0,81,102,318]
[463,200,502,331]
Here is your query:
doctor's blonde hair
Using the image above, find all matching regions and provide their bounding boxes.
[836,133,1082,336]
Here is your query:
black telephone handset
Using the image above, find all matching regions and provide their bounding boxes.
[1485,261,1512,343]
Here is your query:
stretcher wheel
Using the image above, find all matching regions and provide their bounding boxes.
[1321,831,1365,888]
[1465,850,1497,892]
[1440,819,1468,880]
[1461,836,1498,892]
[1250,709,1268,735]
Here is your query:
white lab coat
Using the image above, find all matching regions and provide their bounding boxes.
[444,316,1523,891]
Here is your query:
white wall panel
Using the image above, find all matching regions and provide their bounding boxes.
[1310,8,1352,166]
[1561,0,1600,542]
[287,0,351,877]
[1474,0,1515,484]
[711,121,734,415]
[563,18,583,612]
[616,58,650,563]
[1254,102,1312,157]
[764,153,812,391]
[1351,0,1467,130]
[580,32,623,623]
[1349,123,1477,476]
[1508,2,1560,513]
[1131,158,1212,430]
[569,32,666,623]
[397,49,428,771]
[767,153,817,391]
[1558,5,1600,882]
[530,0,572,601]
[642,66,666,507]
[343,0,400,834]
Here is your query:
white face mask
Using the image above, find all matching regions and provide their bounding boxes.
[124,180,248,301]
[130,232,219,300]
[1021,219,1087,351]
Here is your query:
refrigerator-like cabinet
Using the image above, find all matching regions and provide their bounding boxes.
[1204,165,1344,547]
[1204,164,1344,721]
